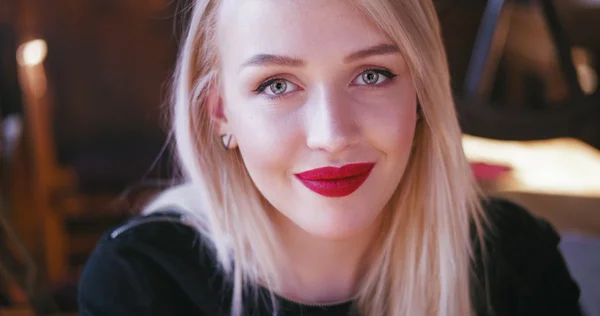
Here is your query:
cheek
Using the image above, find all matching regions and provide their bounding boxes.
[228,108,302,177]
[358,93,418,154]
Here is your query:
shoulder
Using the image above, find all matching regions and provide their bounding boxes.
[480,197,560,249]
[81,210,218,275]
[102,211,199,248]
[474,197,582,316]
[87,211,212,267]
[473,197,563,269]
[78,211,223,316]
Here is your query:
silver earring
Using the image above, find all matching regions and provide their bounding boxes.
[220,134,233,150]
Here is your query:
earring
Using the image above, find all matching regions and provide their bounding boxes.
[416,102,423,123]
[220,134,233,150]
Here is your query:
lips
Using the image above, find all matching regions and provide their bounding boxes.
[294,163,375,197]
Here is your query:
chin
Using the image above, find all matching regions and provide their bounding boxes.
[308,228,367,241]
[294,208,382,241]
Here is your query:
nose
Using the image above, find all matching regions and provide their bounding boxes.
[305,89,360,154]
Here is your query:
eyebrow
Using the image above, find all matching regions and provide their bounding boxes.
[344,43,401,63]
[241,54,304,69]
[240,43,401,69]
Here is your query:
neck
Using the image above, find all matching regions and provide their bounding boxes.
[272,213,382,304]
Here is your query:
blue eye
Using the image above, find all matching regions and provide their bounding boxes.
[353,68,397,86]
[268,80,287,94]
[255,78,299,97]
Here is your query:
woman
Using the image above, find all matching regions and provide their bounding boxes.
[78,0,582,315]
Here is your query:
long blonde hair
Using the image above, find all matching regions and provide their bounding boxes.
[146,0,487,315]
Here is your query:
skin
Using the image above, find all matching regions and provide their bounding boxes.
[211,0,418,303]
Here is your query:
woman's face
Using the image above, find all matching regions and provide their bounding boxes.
[215,0,418,239]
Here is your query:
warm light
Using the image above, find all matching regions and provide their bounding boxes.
[463,135,600,197]
[572,47,598,95]
[17,39,48,66]
[576,64,598,95]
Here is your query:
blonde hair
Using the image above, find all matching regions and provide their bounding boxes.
[146,0,488,315]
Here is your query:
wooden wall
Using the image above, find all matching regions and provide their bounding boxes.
[13,0,184,164]
[6,0,186,288]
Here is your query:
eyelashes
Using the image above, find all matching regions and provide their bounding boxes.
[253,67,398,100]
[353,68,397,86]
[254,78,298,96]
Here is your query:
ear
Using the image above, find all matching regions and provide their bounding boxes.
[207,85,238,149]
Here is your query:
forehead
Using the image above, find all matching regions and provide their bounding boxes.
[217,0,391,65]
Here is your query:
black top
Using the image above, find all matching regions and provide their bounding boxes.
[78,198,583,316]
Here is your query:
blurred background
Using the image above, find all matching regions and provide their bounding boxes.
[0,0,599,315]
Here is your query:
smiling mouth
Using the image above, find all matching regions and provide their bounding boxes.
[294,163,375,197]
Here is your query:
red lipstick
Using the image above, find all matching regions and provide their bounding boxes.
[294,163,375,197]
